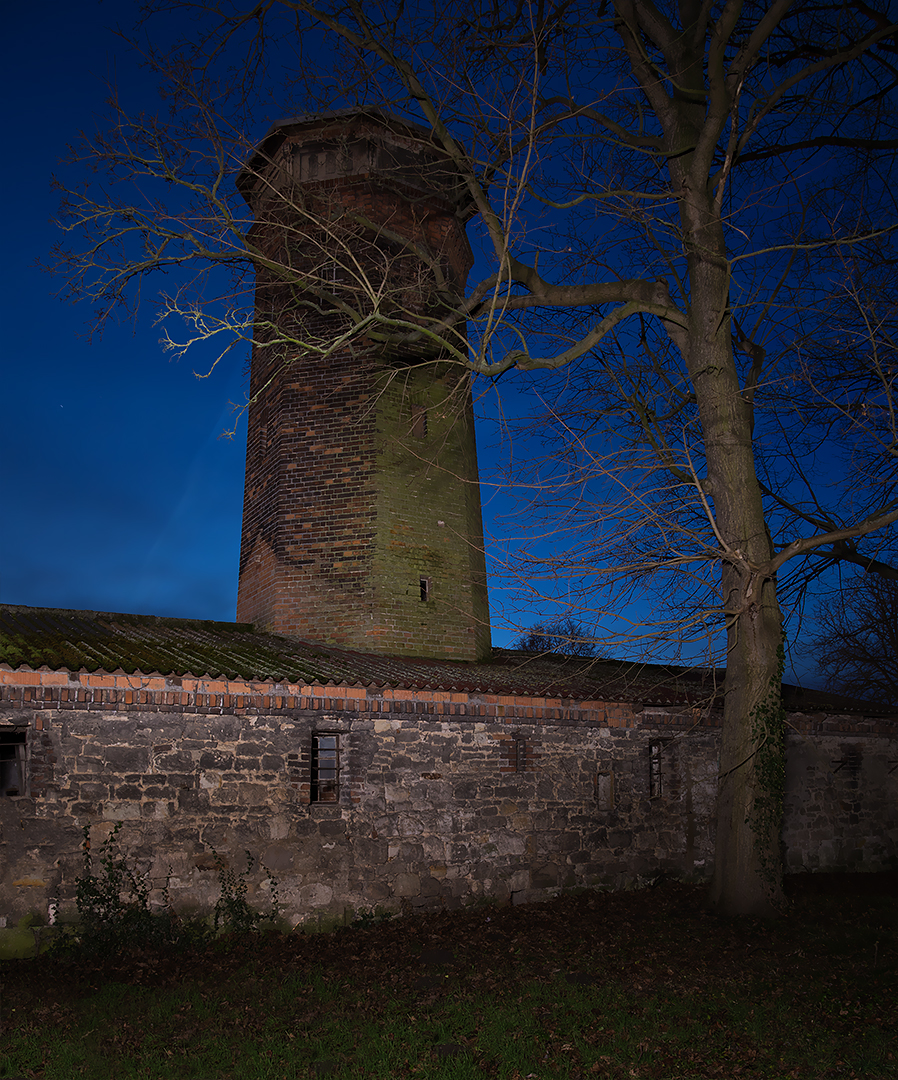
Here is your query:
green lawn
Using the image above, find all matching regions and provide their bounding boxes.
[1,876,895,1079]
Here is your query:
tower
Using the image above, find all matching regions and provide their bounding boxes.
[235,110,490,660]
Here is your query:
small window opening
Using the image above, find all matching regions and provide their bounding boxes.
[411,404,428,440]
[514,736,526,773]
[649,742,663,798]
[833,746,862,774]
[594,771,614,811]
[420,576,432,602]
[311,733,340,803]
[1,728,26,796]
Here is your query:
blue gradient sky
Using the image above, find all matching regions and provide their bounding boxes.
[2,2,273,624]
[0,4,842,682]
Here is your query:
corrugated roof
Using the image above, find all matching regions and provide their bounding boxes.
[0,604,885,713]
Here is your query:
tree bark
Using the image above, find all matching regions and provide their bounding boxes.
[672,148,786,915]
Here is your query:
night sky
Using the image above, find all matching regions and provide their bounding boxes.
[3,1,248,623]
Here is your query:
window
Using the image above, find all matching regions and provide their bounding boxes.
[594,771,614,811]
[833,746,862,775]
[0,728,26,796]
[649,742,663,798]
[411,403,428,439]
[419,576,432,602]
[513,735,526,773]
[311,733,340,803]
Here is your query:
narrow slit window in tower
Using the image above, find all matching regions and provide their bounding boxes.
[411,403,428,440]
[420,577,432,602]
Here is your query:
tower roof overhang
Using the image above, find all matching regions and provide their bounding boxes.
[236,107,474,216]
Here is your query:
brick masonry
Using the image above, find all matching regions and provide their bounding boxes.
[1,668,895,926]
[236,112,490,660]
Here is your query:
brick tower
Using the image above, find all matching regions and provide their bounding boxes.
[235,110,490,660]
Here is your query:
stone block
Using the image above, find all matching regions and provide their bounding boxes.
[199,750,235,769]
[494,832,525,856]
[262,844,295,871]
[364,879,391,901]
[508,869,529,893]
[393,872,420,897]
[236,741,266,754]
[319,819,347,837]
[384,783,410,803]
[237,784,269,806]
[299,882,334,908]
[530,863,560,889]
[114,785,143,800]
[154,751,194,771]
[177,790,210,813]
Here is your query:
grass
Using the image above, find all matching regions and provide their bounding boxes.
[0,875,895,1079]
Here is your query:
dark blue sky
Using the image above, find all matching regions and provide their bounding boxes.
[1,2,285,624]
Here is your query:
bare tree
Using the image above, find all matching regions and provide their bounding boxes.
[813,573,898,706]
[513,618,599,656]
[51,1,898,915]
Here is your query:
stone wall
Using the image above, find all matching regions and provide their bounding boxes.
[1,671,896,927]
[782,729,897,873]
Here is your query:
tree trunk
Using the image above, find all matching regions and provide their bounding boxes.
[687,263,786,917]
[709,568,785,916]
[675,161,786,912]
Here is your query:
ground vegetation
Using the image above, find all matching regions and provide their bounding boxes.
[1,875,895,1079]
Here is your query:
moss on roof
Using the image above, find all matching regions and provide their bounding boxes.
[0,604,888,713]
[0,606,326,682]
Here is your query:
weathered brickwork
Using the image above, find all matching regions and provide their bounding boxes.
[782,731,898,873]
[236,112,490,659]
[370,366,490,658]
[2,670,895,927]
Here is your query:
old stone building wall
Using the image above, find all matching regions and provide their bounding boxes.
[1,669,895,928]
[782,729,898,873]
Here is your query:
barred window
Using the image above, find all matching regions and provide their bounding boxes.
[311,733,340,803]
[649,742,663,798]
[513,735,526,773]
[1,728,26,796]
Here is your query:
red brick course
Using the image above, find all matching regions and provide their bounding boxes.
[1,666,893,736]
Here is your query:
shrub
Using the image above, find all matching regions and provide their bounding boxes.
[53,824,278,957]
[212,851,280,935]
